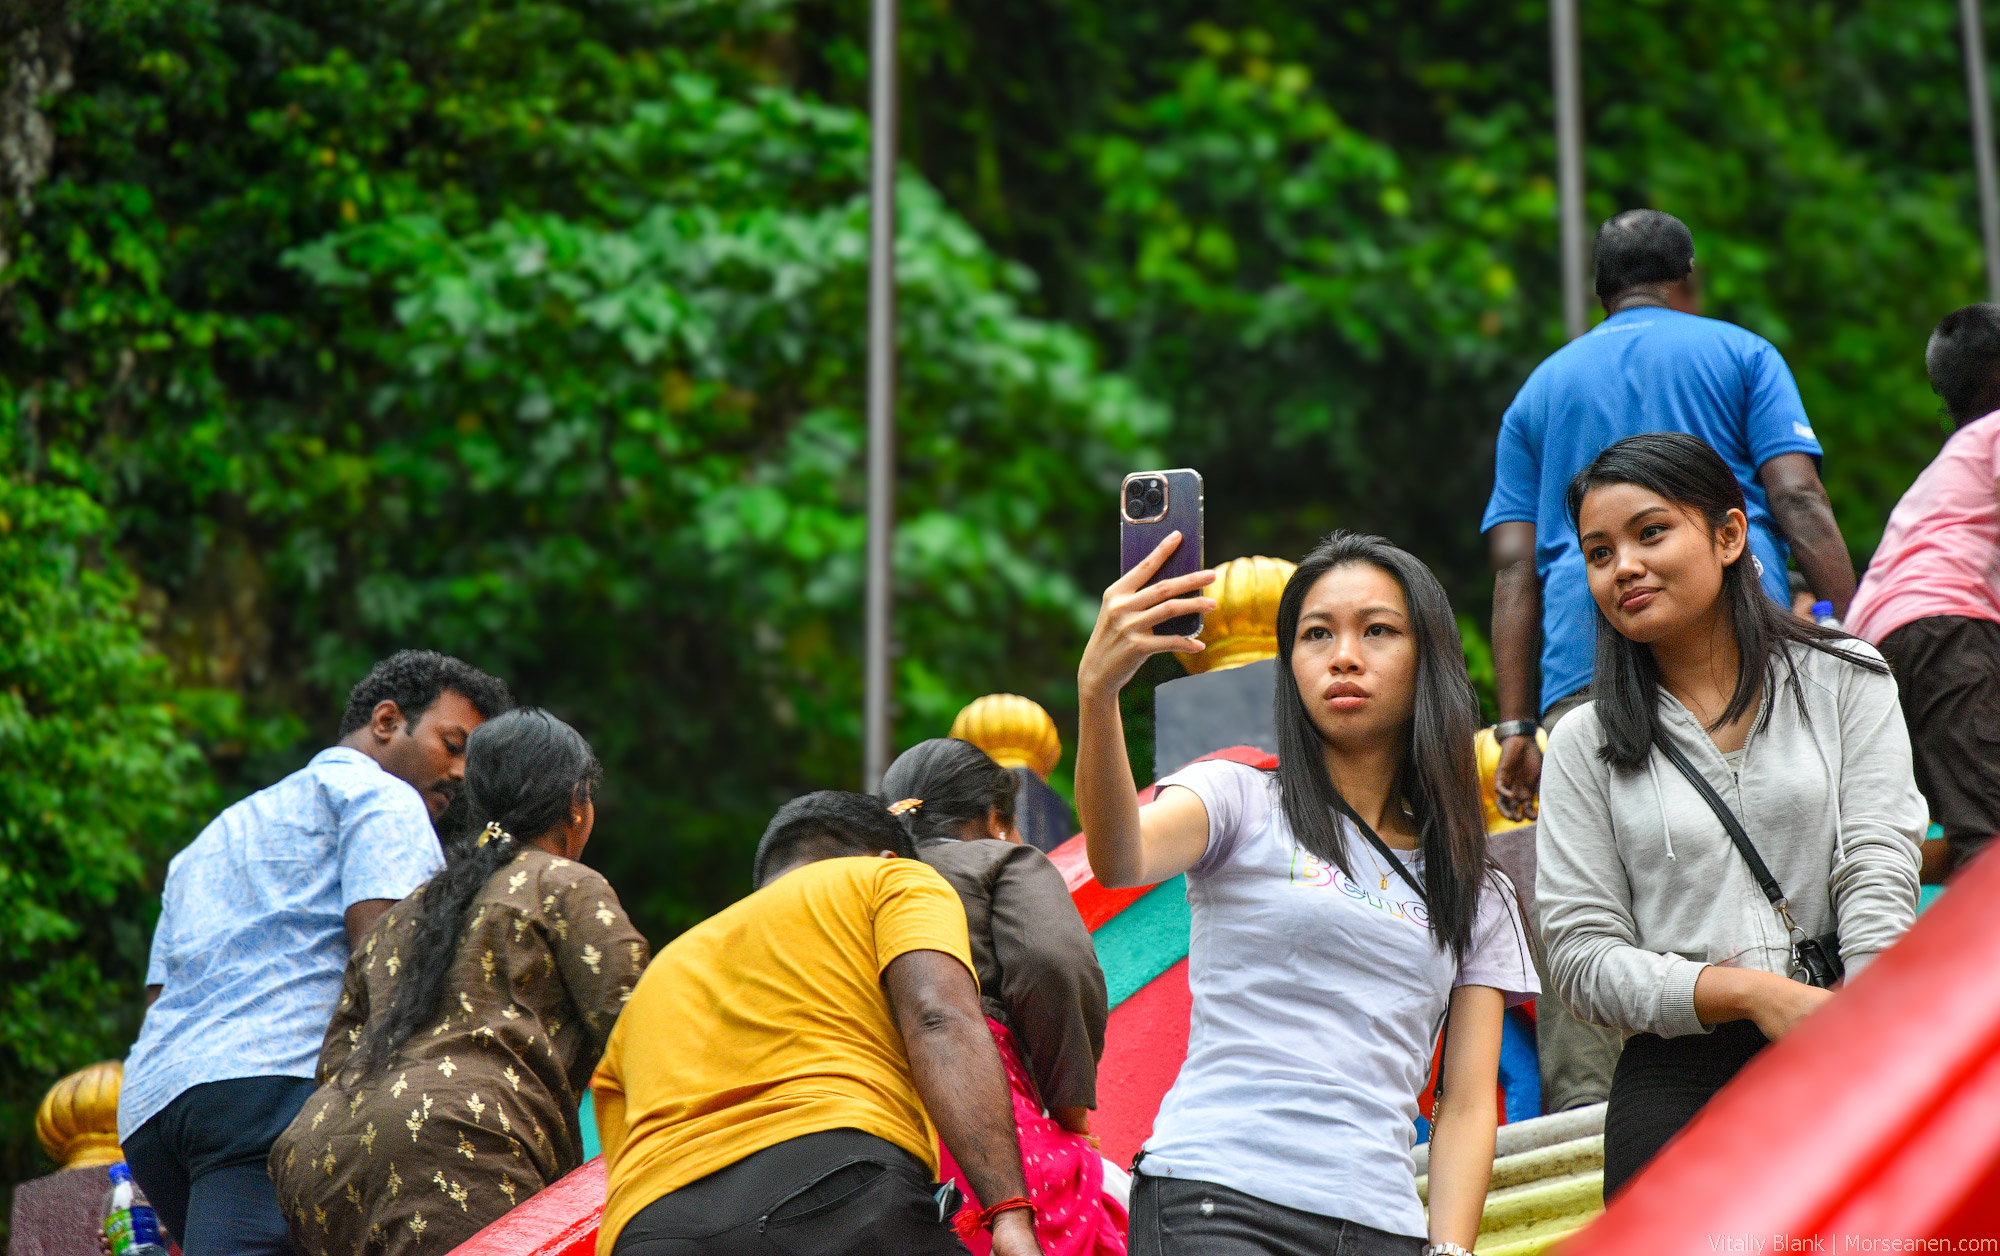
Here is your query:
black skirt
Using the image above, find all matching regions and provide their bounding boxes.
[1603,1018,1770,1197]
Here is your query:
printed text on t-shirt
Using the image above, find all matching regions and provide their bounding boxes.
[1288,847,1432,930]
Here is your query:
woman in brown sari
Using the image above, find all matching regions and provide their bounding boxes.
[270,708,648,1255]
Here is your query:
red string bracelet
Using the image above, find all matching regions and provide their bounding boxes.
[953,1195,1035,1240]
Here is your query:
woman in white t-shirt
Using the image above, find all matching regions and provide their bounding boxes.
[1075,530,1537,1256]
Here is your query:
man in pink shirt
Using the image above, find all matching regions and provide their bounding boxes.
[1847,303,2000,874]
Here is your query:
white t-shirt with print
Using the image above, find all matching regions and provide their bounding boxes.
[1139,758,1538,1238]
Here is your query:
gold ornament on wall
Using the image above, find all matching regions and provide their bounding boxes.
[37,1059,125,1169]
[1179,555,1298,675]
[949,694,1062,780]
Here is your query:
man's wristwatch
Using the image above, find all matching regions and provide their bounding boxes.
[1424,1244,1475,1256]
[1493,718,1540,742]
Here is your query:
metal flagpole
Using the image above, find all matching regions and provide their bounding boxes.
[1551,0,1589,338]
[1961,0,2000,303]
[862,0,899,792]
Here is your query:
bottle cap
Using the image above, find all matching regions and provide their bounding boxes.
[1812,600,1834,617]
[107,1161,131,1183]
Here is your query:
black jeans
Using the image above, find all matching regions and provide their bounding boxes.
[122,1075,315,1256]
[612,1128,968,1256]
[1129,1172,1424,1256]
[1603,1019,1770,1198]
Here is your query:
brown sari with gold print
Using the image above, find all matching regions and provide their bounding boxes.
[269,847,648,1256]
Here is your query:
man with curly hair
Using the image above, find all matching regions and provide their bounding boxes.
[119,650,512,1256]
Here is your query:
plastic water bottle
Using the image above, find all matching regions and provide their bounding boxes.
[102,1162,170,1256]
[1811,600,1842,630]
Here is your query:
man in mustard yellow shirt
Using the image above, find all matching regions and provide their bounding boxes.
[593,792,1044,1256]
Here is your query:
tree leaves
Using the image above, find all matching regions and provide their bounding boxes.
[0,462,222,1196]
[5,0,1157,964]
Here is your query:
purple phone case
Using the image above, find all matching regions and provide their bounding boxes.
[1119,469,1205,637]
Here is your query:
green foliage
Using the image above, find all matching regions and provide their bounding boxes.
[4,0,1156,949]
[836,0,1989,600]
[0,457,218,1198]
[272,168,1158,918]
[1078,24,1549,580]
[5,0,1995,1215]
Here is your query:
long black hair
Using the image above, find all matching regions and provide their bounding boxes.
[1272,532,1488,959]
[345,708,601,1079]
[1564,432,1887,770]
[879,738,1020,843]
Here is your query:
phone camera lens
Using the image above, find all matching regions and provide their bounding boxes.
[1143,487,1163,510]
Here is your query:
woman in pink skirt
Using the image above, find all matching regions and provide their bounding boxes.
[882,738,1127,1256]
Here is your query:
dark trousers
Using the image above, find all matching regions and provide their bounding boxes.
[123,1075,315,1256]
[612,1128,968,1256]
[1878,615,2000,872]
[1602,1019,1769,1198]
[1129,1172,1423,1256]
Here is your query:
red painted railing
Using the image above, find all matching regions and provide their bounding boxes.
[452,1157,603,1256]
[1562,840,2000,1251]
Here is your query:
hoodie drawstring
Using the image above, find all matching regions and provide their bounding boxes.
[1648,750,1678,861]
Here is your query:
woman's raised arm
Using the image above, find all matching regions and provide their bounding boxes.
[1075,532,1217,890]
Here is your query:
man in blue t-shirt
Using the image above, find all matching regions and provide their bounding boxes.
[1481,209,1856,1111]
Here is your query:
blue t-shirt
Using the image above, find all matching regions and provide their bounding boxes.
[118,747,443,1140]
[1480,307,1824,712]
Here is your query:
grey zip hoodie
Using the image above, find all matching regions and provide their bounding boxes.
[1536,638,1925,1039]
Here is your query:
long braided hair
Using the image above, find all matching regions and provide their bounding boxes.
[345,708,601,1080]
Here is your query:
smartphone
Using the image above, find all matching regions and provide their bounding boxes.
[1119,468,1206,638]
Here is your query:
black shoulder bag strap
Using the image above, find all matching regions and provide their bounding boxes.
[1329,793,1430,905]
[1653,736,1843,988]
[1327,795,1456,1100]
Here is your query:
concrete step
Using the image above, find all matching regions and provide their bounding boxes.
[1416,1104,1609,1254]
[1478,1170,1603,1238]
[1416,1133,1603,1201]
[1412,1102,1606,1176]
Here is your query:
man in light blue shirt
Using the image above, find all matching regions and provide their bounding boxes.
[1480,210,1857,1115]
[119,650,510,1256]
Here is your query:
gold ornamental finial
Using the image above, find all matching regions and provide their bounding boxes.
[1474,725,1547,834]
[1180,555,1298,675]
[949,694,1061,780]
[37,1060,124,1169]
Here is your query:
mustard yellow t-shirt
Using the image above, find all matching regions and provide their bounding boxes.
[591,855,976,1253]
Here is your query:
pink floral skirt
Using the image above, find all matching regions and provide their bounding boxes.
[939,1017,1128,1256]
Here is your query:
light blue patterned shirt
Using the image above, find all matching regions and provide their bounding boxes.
[118,747,444,1140]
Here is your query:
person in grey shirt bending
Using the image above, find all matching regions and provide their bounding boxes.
[1536,434,1922,1198]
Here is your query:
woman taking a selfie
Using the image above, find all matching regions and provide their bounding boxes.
[1076,530,1536,1256]
[881,737,1123,1256]
[1537,433,1924,1196]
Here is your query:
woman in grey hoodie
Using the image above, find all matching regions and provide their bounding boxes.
[1537,433,1924,1197]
